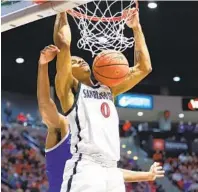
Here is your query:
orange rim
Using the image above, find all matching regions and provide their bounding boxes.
[67,0,138,22]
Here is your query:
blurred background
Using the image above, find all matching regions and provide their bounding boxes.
[1,1,198,192]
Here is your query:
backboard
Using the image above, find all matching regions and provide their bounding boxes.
[1,0,92,32]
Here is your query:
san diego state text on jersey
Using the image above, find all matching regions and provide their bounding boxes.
[83,88,113,101]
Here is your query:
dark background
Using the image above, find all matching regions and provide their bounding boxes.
[2,1,198,96]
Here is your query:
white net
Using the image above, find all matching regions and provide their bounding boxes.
[67,0,137,56]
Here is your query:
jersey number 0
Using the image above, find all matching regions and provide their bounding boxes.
[100,102,110,118]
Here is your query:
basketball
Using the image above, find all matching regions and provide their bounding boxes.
[93,50,129,87]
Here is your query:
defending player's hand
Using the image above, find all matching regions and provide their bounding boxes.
[123,8,140,29]
[149,162,165,181]
[39,45,60,65]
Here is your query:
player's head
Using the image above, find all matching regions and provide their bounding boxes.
[71,56,91,82]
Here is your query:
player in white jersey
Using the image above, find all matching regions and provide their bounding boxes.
[52,11,164,192]
[38,45,164,191]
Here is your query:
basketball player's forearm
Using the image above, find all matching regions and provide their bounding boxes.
[120,169,153,182]
[54,12,71,50]
[132,24,152,72]
[37,63,51,104]
[53,13,61,46]
[55,13,72,85]
[38,63,62,128]
[55,48,73,100]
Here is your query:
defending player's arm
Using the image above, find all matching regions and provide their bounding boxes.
[121,162,165,182]
[37,45,68,148]
[111,9,152,96]
[54,12,76,113]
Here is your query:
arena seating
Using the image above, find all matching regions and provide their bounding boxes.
[1,125,48,192]
[163,153,198,191]
[126,119,198,192]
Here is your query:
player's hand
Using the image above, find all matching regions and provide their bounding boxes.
[123,8,140,29]
[149,162,165,181]
[39,45,60,65]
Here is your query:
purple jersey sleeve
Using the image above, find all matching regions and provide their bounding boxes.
[45,132,72,192]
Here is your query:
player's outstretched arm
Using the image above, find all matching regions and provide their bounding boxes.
[54,12,75,113]
[37,45,68,133]
[111,8,152,97]
[121,162,165,182]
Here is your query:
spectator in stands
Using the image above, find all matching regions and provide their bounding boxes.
[178,121,197,133]
[192,152,198,163]
[138,122,149,132]
[122,120,132,137]
[26,113,34,126]
[180,137,187,142]
[4,101,12,123]
[164,151,198,191]
[186,121,194,132]
[1,126,48,191]
[188,181,198,191]
[1,183,10,192]
[179,163,188,175]
[153,150,163,163]
[179,153,190,163]
[178,121,185,133]
[163,160,172,172]
[17,112,27,124]
[167,135,176,141]
[172,169,182,182]
[170,158,179,170]
[194,123,198,133]
[159,110,171,131]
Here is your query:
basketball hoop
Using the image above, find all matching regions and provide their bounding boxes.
[67,0,138,56]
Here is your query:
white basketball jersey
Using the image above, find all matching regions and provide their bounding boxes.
[66,83,120,162]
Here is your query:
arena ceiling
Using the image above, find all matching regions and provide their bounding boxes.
[2,1,198,96]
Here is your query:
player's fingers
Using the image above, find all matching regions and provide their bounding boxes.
[41,49,57,56]
[45,45,55,50]
[151,164,155,169]
[54,46,60,52]
[151,162,157,168]
[41,48,48,53]
[154,162,160,166]
[44,46,59,53]
[131,7,137,14]
[48,44,58,49]
[124,9,133,16]
[47,44,55,47]
[126,8,137,16]
[48,46,60,52]
[48,47,57,51]
[156,170,165,175]
[156,166,163,170]
[130,7,136,11]
[43,47,50,52]
[156,175,164,178]
[155,168,163,173]
[48,45,60,52]
[44,45,55,49]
